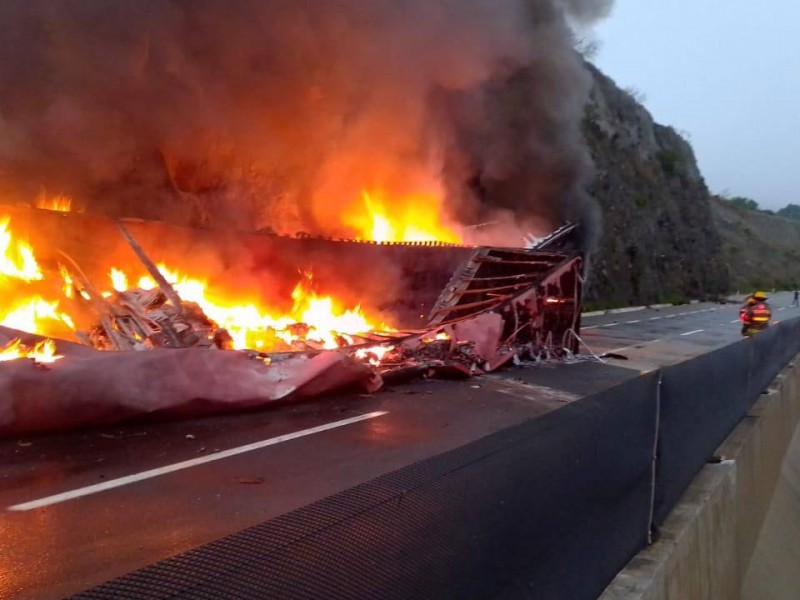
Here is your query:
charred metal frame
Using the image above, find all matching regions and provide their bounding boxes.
[428,245,583,358]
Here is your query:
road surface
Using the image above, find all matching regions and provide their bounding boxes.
[2,292,797,599]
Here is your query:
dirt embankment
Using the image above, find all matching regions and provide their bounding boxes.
[711,197,800,291]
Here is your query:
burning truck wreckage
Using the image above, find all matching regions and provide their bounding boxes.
[0,0,613,438]
[0,205,584,436]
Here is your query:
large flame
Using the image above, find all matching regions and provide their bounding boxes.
[127,266,388,351]
[0,203,443,354]
[0,218,75,334]
[347,190,462,244]
[0,217,43,281]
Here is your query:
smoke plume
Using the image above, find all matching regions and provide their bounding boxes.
[0,0,611,247]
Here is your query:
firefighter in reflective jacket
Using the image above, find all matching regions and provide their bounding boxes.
[740,291,772,336]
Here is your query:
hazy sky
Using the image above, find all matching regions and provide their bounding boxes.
[592,1,800,210]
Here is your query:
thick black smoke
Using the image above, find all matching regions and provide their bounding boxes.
[0,0,611,247]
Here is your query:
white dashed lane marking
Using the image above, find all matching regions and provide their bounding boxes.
[583,303,768,332]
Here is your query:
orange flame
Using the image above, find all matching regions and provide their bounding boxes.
[0,297,75,333]
[0,218,75,335]
[109,268,128,292]
[0,338,62,363]
[347,190,462,243]
[355,344,394,367]
[34,193,73,213]
[124,266,390,351]
[0,217,43,281]
[0,209,411,358]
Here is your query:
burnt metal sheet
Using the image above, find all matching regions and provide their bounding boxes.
[428,249,583,357]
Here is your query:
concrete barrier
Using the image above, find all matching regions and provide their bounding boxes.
[742,413,800,599]
[599,358,800,600]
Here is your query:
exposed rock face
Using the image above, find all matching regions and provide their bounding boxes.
[583,64,730,306]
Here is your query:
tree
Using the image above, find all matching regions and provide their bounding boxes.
[623,85,647,104]
[777,203,800,221]
[573,36,601,60]
[728,196,759,211]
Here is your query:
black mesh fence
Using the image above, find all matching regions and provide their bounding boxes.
[654,316,800,525]
[751,315,800,392]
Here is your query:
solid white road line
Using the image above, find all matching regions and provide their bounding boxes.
[7,411,389,512]
[680,329,704,336]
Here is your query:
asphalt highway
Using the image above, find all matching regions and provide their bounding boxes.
[2,292,798,599]
[581,291,800,372]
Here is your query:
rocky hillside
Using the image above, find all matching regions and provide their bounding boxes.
[583,64,730,307]
[712,198,800,291]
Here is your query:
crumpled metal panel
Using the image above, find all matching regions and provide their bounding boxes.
[0,335,380,436]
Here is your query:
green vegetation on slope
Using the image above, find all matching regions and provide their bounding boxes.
[711,196,800,291]
[777,203,800,221]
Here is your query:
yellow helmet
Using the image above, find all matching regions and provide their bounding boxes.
[753,291,767,301]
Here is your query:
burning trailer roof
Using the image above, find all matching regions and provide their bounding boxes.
[0,205,583,436]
